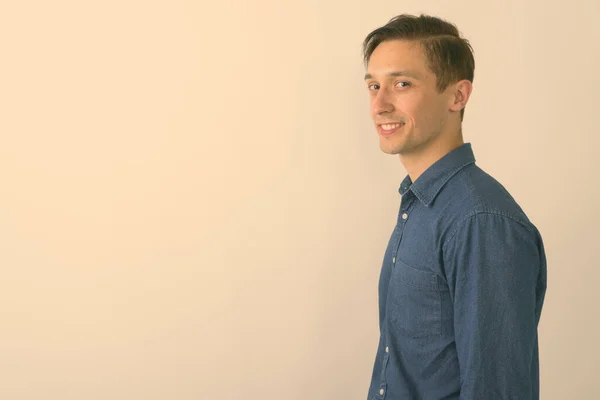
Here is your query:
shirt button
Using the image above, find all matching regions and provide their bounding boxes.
[385,346,389,353]
[402,213,408,220]
[392,257,396,263]
[380,388,385,395]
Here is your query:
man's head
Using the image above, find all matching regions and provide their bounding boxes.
[362,14,474,157]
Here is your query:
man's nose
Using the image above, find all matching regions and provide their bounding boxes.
[372,89,394,114]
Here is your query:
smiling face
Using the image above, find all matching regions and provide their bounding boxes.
[365,40,459,157]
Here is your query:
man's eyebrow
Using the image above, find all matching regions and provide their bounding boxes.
[364,71,418,80]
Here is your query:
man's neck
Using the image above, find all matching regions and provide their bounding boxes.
[400,134,464,183]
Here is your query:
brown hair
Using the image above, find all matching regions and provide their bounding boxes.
[362,14,475,120]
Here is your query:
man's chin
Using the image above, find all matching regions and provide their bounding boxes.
[380,143,403,155]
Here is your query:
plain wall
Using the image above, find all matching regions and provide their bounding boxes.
[1,0,599,399]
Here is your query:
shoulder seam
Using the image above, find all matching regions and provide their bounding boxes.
[442,210,533,253]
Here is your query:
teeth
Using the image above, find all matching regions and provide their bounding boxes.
[382,123,402,130]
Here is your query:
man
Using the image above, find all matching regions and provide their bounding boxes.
[362,14,547,399]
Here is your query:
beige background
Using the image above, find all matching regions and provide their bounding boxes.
[1,0,598,399]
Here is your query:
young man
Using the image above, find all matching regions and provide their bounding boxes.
[362,14,547,400]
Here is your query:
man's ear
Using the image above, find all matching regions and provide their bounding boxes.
[449,79,473,113]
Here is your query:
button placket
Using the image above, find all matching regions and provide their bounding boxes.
[377,191,413,399]
[392,197,411,264]
[377,326,391,396]
[393,196,413,264]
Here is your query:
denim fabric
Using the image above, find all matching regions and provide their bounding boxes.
[367,143,547,400]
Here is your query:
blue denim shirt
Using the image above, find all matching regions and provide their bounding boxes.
[367,143,547,400]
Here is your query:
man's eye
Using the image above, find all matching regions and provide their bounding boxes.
[367,84,379,91]
[396,81,410,88]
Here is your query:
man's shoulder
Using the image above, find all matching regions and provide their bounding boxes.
[435,163,535,232]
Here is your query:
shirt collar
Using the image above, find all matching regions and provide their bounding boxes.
[398,143,476,206]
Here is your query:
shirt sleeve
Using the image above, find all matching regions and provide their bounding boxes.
[443,212,544,399]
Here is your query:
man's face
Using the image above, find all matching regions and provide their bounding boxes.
[365,40,453,156]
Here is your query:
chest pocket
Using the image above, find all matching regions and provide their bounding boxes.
[387,258,447,339]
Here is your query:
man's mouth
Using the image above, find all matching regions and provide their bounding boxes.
[381,123,403,130]
[379,122,405,135]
